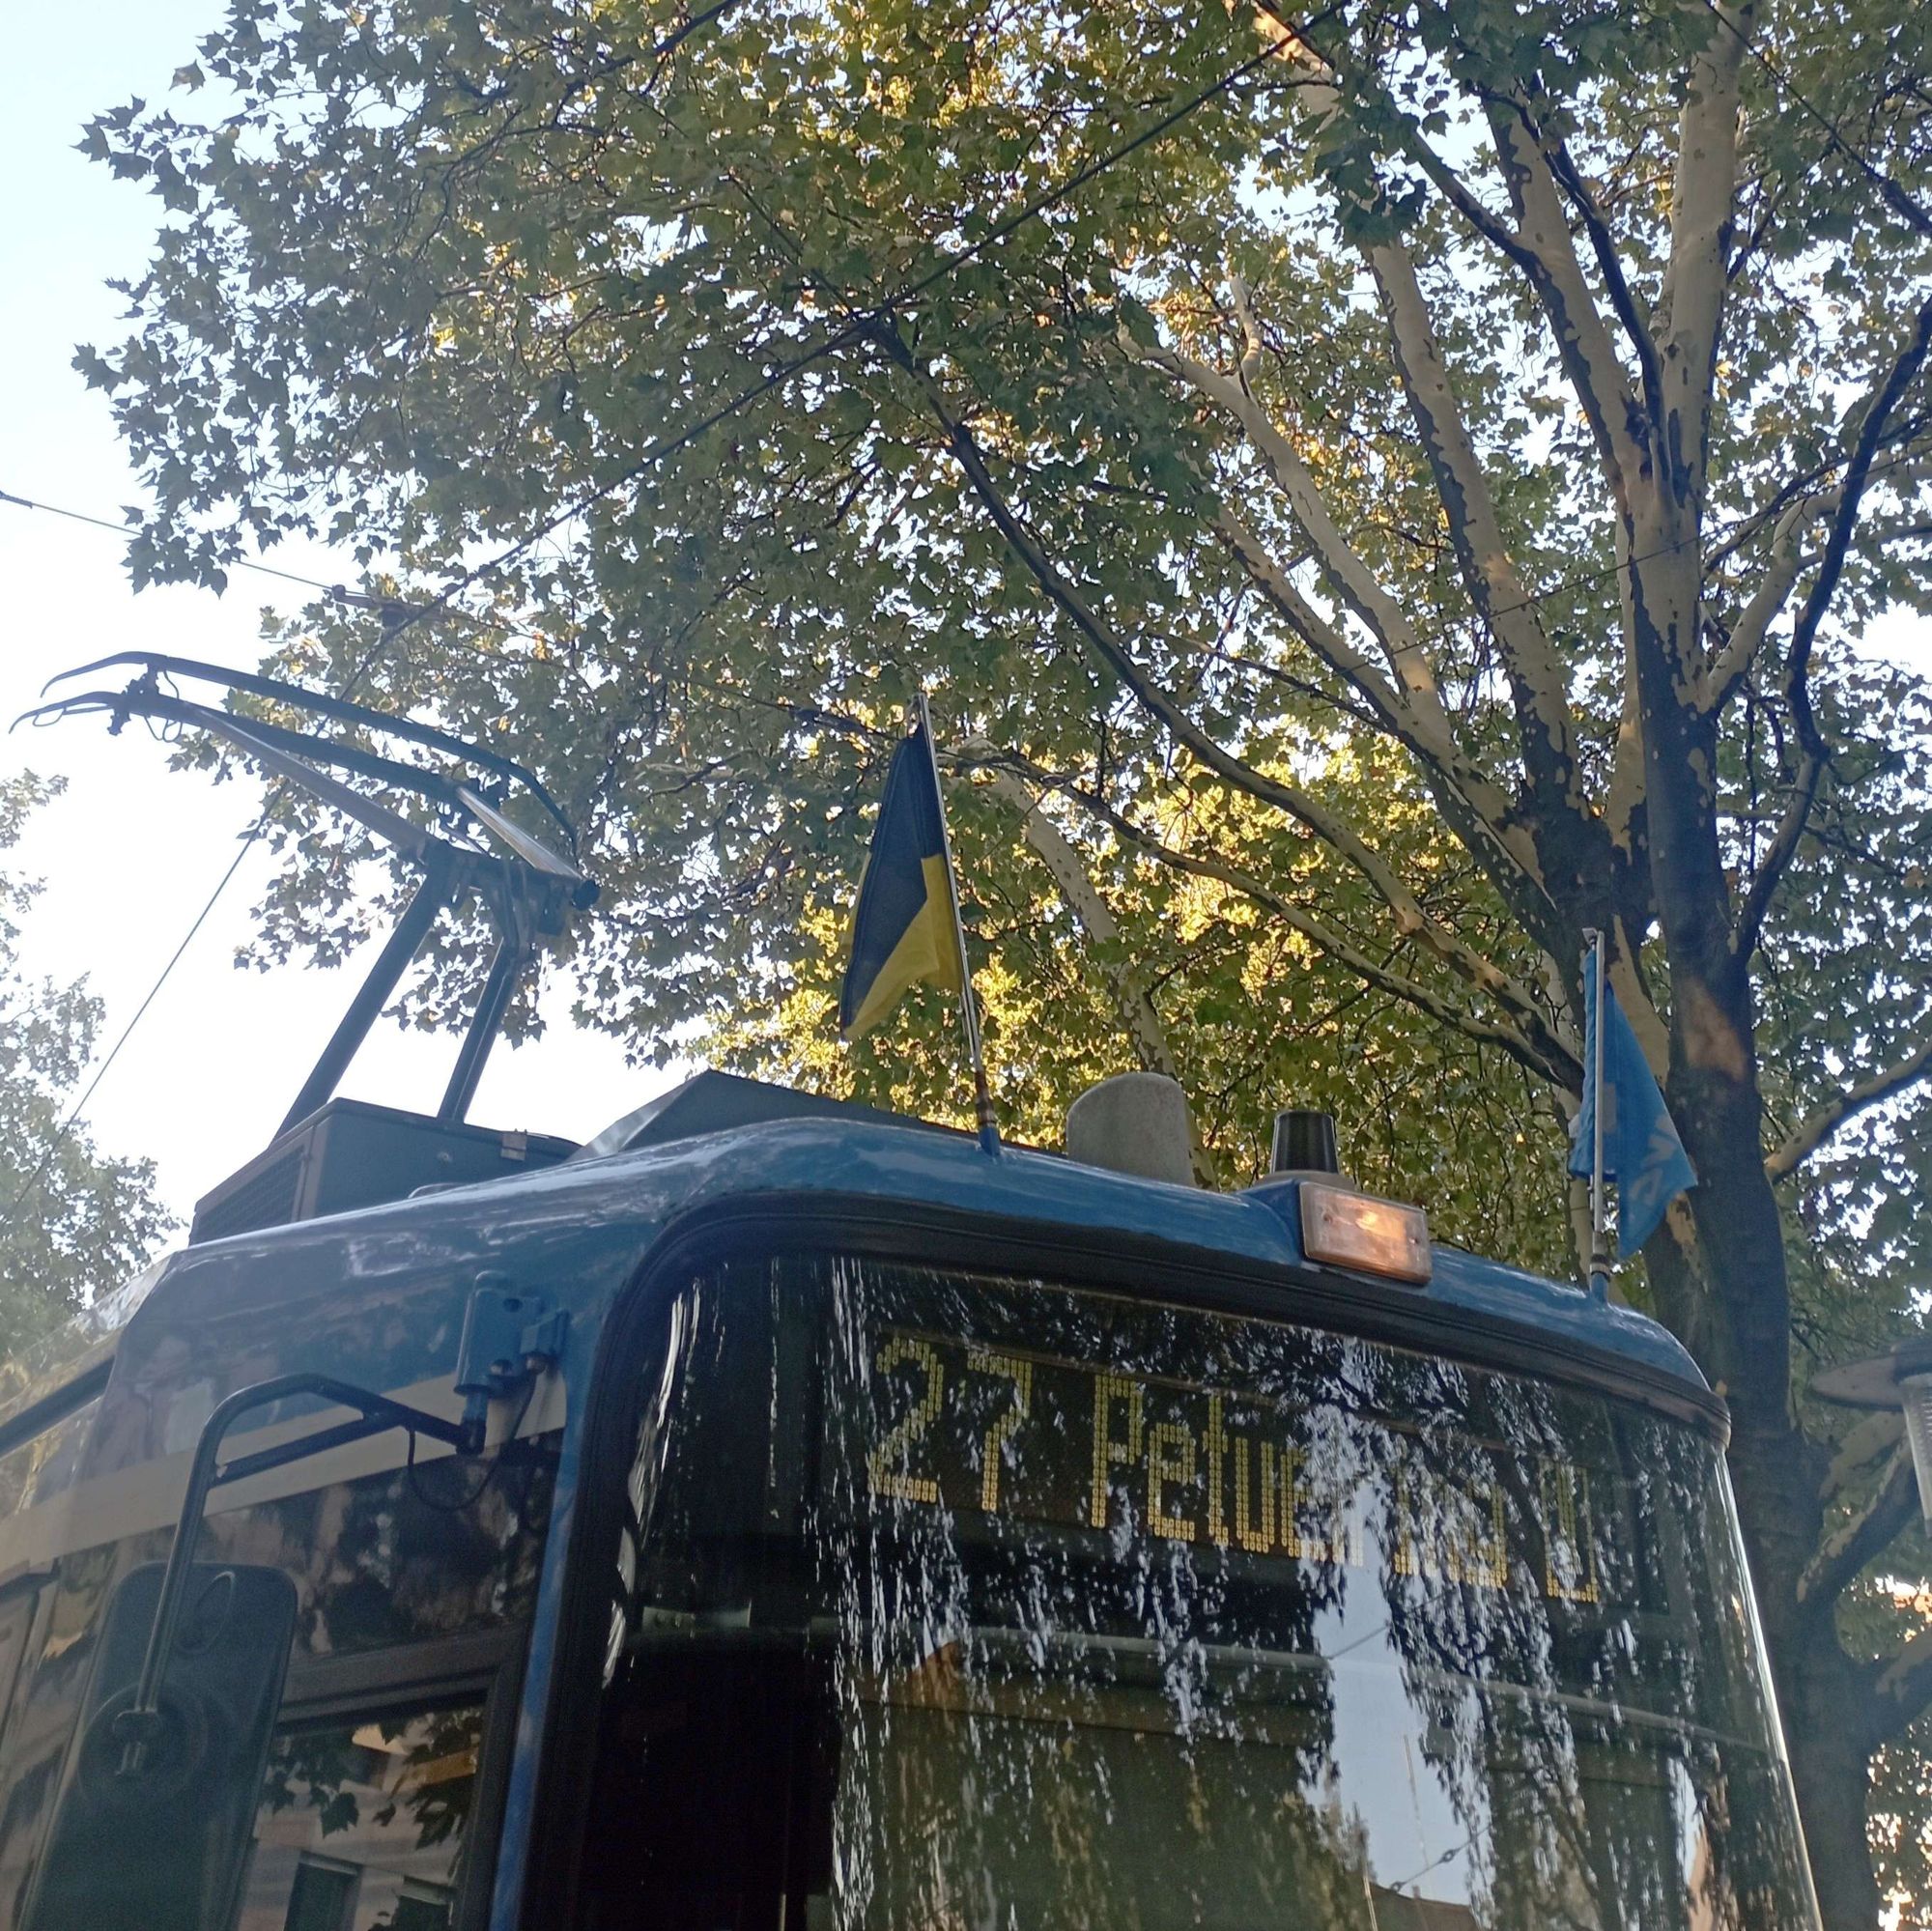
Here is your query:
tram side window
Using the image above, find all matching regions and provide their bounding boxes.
[0,1401,99,1922]
[238,1699,485,1931]
[0,1585,38,1750]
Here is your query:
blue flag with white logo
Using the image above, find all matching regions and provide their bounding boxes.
[1568,971,1696,1253]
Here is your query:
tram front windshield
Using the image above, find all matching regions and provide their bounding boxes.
[578,1252,1815,1931]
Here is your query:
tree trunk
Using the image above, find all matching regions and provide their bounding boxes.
[1667,987,1888,1925]
[1773,1615,1884,1930]
[1648,1188,1887,1924]
[1622,522,1888,1924]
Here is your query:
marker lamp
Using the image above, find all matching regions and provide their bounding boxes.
[1299,1181,1433,1285]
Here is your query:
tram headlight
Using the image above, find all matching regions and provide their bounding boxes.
[1299,1180,1433,1285]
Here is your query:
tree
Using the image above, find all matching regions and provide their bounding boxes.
[0,776,173,1363]
[79,0,1932,1916]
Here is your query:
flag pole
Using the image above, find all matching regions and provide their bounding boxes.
[1584,927,1610,1301]
[916,692,1001,1156]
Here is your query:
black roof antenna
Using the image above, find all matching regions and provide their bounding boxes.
[18,652,599,1134]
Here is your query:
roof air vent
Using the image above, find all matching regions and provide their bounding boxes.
[1065,1073,1194,1186]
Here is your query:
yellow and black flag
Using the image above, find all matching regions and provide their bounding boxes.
[839,700,1001,1153]
[838,721,964,1041]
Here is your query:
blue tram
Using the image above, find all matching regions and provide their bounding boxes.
[0,1067,1819,1930]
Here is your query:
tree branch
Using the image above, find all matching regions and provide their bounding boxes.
[1479,101,1651,509]
[1729,290,1932,969]
[968,753,1188,1091]
[1798,1444,1918,1614]
[1653,6,1747,512]
[880,325,1569,1057]
[1003,752,1579,1086]
[1133,308,1443,708]
[1766,1033,1932,1180]
[1599,519,1658,943]
[1211,505,1550,916]
[1704,429,1932,574]
[1250,0,1650,645]
[1701,449,1932,716]
[1822,1411,1905,1502]
[1700,496,1827,716]
[1365,234,1588,822]
[1514,99,1666,419]
[1728,749,1826,970]
[1131,316,1566,945]
[1211,509,1416,729]
[1784,290,1932,765]
[1250,7,1646,508]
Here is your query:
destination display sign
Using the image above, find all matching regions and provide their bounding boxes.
[861,1324,1606,1605]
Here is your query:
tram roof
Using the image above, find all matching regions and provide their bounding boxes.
[3,1100,1712,1452]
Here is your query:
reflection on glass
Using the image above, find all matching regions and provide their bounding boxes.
[576,1256,1817,1931]
[191,1449,555,1661]
[0,1399,99,1521]
[240,1701,483,1931]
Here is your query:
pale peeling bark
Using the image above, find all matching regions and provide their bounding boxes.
[1533,124,1666,404]
[1623,3,1745,956]
[1607,942,1672,1076]
[1702,492,1828,714]
[1297,30,1653,507]
[1693,447,1932,717]
[1278,53,1677,980]
[1655,6,1748,521]
[1603,727,1648,901]
[1797,1445,1918,1609]
[1236,27,1614,952]
[1211,505,1553,918]
[1211,507,1423,735]
[1212,498,1518,829]
[1822,1411,1906,1501]
[1602,525,1652,920]
[1875,1624,1932,1744]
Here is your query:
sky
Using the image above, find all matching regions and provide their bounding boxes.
[0,1,669,1232]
